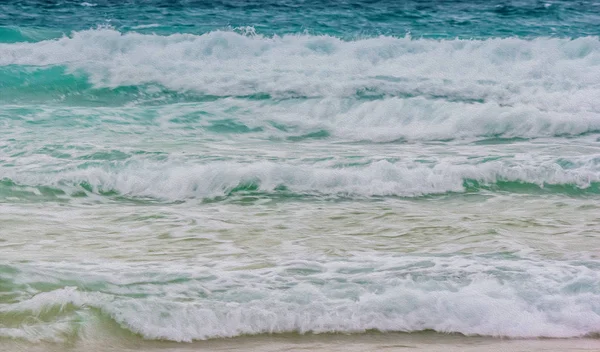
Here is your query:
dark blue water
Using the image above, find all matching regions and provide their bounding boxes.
[2,0,600,42]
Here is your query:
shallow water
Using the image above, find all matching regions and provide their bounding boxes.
[3,333,600,352]
[1,0,600,349]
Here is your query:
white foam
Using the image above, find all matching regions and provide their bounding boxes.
[2,29,600,141]
[2,257,600,342]
[234,96,600,141]
[3,97,599,142]
[1,286,109,314]
[131,24,161,30]
[1,28,599,115]
[2,156,599,200]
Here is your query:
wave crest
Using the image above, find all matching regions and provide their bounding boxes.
[1,29,599,110]
[2,157,600,201]
[2,256,600,342]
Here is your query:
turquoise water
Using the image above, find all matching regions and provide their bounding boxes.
[2,0,600,40]
[1,0,600,348]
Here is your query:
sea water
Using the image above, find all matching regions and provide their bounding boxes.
[1,0,600,350]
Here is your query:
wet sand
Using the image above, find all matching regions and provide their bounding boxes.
[4,333,600,352]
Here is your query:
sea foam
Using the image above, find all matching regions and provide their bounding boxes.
[2,29,599,141]
[1,28,599,109]
[1,157,599,200]
[2,256,600,342]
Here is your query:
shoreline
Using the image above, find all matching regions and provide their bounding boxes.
[4,332,600,352]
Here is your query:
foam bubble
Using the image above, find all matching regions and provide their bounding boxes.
[2,29,599,141]
[1,29,599,113]
[240,97,600,141]
[1,156,599,200]
[3,97,599,142]
[2,256,600,342]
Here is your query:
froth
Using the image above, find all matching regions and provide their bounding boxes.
[3,257,600,342]
[2,157,599,200]
[248,97,600,141]
[3,98,599,141]
[1,29,599,114]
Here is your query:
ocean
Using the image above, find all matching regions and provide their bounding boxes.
[1,0,600,351]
